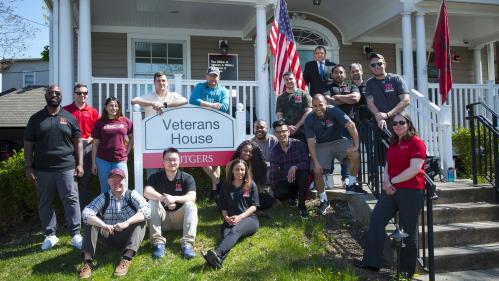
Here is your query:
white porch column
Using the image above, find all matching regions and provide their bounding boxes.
[59,0,74,106]
[487,42,496,82]
[78,0,93,106]
[395,44,402,75]
[473,47,483,84]
[51,0,59,85]
[255,3,270,123]
[415,11,428,97]
[401,11,415,90]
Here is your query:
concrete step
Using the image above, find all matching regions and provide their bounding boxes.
[428,242,499,273]
[423,221,499,248]
[416,267,499,281]
[429,202,499,225]
[434,184,495,204]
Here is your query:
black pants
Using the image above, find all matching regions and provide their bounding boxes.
[362,189,423,278]
[215,215,259,261]
[77,141,94,210]
[272,169,308,210]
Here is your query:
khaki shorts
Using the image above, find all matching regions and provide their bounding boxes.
[310,138,352,173]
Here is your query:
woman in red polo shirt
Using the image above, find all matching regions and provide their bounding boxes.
[359,112,426,279]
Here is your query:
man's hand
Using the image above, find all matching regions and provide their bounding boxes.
[113,221,130,232]
[313,162,323,177]
[167,203,176,210]
[346,145,359,155]
[377,119,387,130]
[26,167,37,184]
[288,125,297,135]
[287,166,297,183]
[375,112,388,121]
[101,224,115,235]
[162,194,176,205]
[75,165,84,178]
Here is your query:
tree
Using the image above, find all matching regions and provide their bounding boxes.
[41,45,49,61]
[0,0,38,64]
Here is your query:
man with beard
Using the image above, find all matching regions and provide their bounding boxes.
[350,63,370,122]
[365,53,410,130]
[251,120,278,163]
[24,85,84,251]
[303,45,336,95]
[276,72,313,143]
[305,94,366,216]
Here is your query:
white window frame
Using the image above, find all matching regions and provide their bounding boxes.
[23,71,36,87]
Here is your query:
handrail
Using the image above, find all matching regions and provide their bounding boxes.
[467,102,499,120]
[358,118,436,281]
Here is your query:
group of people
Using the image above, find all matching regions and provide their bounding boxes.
[23,46,427,279]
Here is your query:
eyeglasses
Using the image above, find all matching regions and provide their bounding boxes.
[46,91,61,97]
[392,120,407,126]
[370,62,384,68]
[75,92,88,96]
[275,129,288,134]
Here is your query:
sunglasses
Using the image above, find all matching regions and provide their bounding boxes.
[392,120,407,126]
[75,92,88,96]
[46,91,61,97]
[370,62,384,68]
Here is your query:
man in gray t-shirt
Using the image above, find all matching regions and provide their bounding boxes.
[365,53,410,129]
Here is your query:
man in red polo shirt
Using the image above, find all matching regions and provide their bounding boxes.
[64,83,99,209]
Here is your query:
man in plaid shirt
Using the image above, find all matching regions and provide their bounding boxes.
[269,119,310,219]
[79,168,151,279]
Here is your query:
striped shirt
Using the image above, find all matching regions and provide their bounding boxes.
[82,190,151,225]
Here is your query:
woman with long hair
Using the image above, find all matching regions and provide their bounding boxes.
[91,97,133,193]
[203,159,259,269]
[359,112,426,279]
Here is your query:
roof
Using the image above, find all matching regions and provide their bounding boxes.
[0,87,47,127]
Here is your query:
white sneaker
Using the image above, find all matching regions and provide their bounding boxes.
[41,235,59,251]
[70,234,83,250]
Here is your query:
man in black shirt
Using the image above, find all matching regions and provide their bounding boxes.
[144,147,198,259]
[24,85,84,251]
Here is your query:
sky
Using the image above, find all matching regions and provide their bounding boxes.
[13,0,50,59]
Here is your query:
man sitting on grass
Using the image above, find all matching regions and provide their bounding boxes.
[79,168,151,278]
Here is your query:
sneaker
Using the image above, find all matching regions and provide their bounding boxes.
[152,244,165,259]
[287,199,297,207]
[181,244,196,259]
[71,234,83,250]
[298,209,309,219]
[317,200,331,215]
[114,259,130,276]
[79,262,93,279]
[41,235,59,251]
[346,183,367,195]
[202,249,222,269]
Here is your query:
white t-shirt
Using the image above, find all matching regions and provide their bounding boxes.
[141,91,184,117]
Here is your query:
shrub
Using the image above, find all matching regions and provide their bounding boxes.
[452,128,472,178]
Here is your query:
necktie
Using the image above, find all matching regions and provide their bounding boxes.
[319,62,325,78]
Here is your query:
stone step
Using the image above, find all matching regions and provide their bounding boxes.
[416,267,499,281]
[427,242,499,273]
[428,202,499,225]
[434,185,495,204]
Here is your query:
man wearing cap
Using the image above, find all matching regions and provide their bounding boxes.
[189,66,229,197]
[131,71,187,117]
[24,84,84,251]
[303,45,336,95]
[64,83,99,209]
[365,53,410,130]
[144,147,198,259]
[79,168,151,278]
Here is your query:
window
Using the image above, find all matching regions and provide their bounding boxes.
[133,41,185,78]
[23,72,35,87]
[293,28,327,46]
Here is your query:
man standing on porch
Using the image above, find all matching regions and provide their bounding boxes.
[303,46,336,96]
[189,66,229,199]
[276,72,313,144]
[131,72,187,118]
[365,53,410,130]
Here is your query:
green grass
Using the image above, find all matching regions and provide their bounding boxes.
[0,200,361,281]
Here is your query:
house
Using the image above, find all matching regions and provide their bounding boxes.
[0,59,49,92]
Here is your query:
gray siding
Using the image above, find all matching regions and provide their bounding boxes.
[190,36,255,80]
[91,32,127,78]
[340,42,397,76]
[1,61,49,91]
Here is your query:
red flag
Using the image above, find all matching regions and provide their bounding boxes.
[432,0,452,104]
[269,0,307,95]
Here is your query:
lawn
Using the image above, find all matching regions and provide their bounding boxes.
[0,199,362,281]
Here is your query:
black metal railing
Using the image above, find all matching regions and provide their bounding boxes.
[358,117,436,281]
[466,102,498,202]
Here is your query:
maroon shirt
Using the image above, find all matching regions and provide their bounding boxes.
[386,136,426,190]
[92,117,133,162]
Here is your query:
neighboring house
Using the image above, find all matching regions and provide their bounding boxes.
[0,87,47,160]
[1,59,49,92]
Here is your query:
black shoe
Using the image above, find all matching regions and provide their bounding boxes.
[317,200,331,215]
[346,183,367,195]
[287,199,297,207]
[298,209,309,219]
[353,260,379,272]
[202,250,222,269]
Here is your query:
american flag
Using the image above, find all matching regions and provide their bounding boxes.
[269,0,307,95]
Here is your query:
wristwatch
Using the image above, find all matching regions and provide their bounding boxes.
[163,102,168,108]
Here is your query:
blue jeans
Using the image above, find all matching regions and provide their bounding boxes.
[96,157,128,193]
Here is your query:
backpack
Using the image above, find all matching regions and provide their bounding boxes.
[99,189,138,217]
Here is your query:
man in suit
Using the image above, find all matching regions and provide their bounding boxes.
[303,46,336,96]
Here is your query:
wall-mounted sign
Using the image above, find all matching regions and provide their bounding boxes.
[208,53,238,80]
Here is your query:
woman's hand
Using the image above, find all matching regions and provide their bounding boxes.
[383,180,396,195]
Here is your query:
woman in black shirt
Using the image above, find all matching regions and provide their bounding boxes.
[203,159,260,269]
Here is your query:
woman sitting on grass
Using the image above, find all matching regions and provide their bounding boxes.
[203,159,260,269]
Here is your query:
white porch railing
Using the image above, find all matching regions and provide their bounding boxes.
[407,89,454,172]
[428,80,499,130]
[91,74,258,136]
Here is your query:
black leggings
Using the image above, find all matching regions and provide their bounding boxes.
[215,215,259,260]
